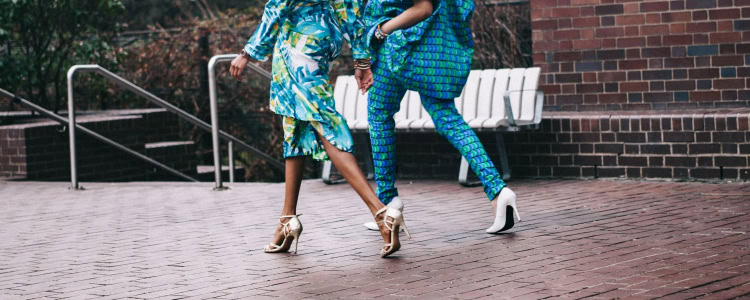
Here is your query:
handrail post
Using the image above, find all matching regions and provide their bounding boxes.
[228,141,235,183]
[66,65,113,190]
[207,54,274,190]
[208,55,233,190]
[65,64,201,185]
[67,68,79,190]
[65,66,102,190]
[64,61,279,190]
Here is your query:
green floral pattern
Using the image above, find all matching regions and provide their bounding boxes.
[244,0,369,160]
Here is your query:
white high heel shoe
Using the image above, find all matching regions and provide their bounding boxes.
[264,214,303,254]
[375,206,410,257]
[486,188,521,233]
[364,197,403,231]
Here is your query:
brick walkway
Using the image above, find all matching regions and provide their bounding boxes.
[0,179,748,299]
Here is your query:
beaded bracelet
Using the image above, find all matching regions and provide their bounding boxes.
[374,23,389,40]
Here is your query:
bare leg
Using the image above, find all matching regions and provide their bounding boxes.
[316,134,391,243]
[283,156,305,215]
[269,156,305,246]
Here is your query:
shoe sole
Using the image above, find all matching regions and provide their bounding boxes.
[497,206,515,232]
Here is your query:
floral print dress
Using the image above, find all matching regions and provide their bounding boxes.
[244,0,369,161]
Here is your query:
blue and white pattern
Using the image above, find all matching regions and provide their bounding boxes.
[362,0,475,99]
[365,0,507,204]
[244,0,369,160]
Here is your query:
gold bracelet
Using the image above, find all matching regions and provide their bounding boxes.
[353,59,371,70]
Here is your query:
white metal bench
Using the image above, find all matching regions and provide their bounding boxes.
[322,67,544,186]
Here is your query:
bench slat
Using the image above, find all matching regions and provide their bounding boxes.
[469,70,497,128]
[333,76,348,114]
[343,76,360,128]
[520,67,541,122]
[407,91,428,129]
[354,90,369,129]
[481,69,512,128]
[460,70,482,123]
[453,85,465,115]
[395,91,415,129]
[507,68,525,121]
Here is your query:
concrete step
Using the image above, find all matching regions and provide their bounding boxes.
[0,109,188,181]
[143,141,197,181]
[196,165,244,182]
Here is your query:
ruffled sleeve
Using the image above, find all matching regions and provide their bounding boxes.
[244,0,298,61]
[331,0,370,60]
[363,0,442,72]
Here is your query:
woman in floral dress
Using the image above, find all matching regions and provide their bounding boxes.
[229,0,408,257]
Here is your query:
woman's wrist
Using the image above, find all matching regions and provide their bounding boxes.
[240,49,251,59]
[374,23,390,41]
[353,59,371,70]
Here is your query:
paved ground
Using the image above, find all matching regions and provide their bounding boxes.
[0,179,749,299]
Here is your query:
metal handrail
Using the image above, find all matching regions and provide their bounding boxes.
[67,64,283,190]
[208,54,275,190]
[0,88,199,186]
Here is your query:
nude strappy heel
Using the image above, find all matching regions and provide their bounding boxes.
[375,206,410,257]
[364,197,404,231]
[264,214,303,254]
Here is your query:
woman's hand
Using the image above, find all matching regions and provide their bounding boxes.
[229,55,250,82]
[355,68,374,94]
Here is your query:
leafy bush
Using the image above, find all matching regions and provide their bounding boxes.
[119,7,290,181]
[0,0,125,112]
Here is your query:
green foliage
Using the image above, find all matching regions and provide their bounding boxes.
[0,0,125,112]
[120,0,257,30]
[119,8,290,181]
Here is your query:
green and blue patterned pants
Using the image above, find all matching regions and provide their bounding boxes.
[368,64,506,205]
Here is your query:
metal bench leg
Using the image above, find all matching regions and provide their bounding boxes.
[323,133,373,184]
[364,146,374,180]
[496,132,512,181]
[322,160,334,184]
[358,133,375,180]
[458,156,482,187]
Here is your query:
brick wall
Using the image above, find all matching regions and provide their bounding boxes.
[507,110,749,181]
[532,0,750,111]
[0,109,194,182]
[348,110,749,182]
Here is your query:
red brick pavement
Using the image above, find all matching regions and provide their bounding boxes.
[0,179,748,299]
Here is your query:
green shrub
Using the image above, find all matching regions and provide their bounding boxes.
[0,0,125,112]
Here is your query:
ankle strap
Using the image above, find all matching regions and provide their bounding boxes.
[375,207,388,217]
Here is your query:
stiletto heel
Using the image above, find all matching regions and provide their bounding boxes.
[486,188,521,233]
[292,231,300,254]
[512,205,522,222]
[264,214,303,254]
[396,214,411,239]
[375,206,409,257]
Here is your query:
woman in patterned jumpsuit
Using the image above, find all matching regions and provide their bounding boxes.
[362,0,521,233]
[230,0,408,256]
